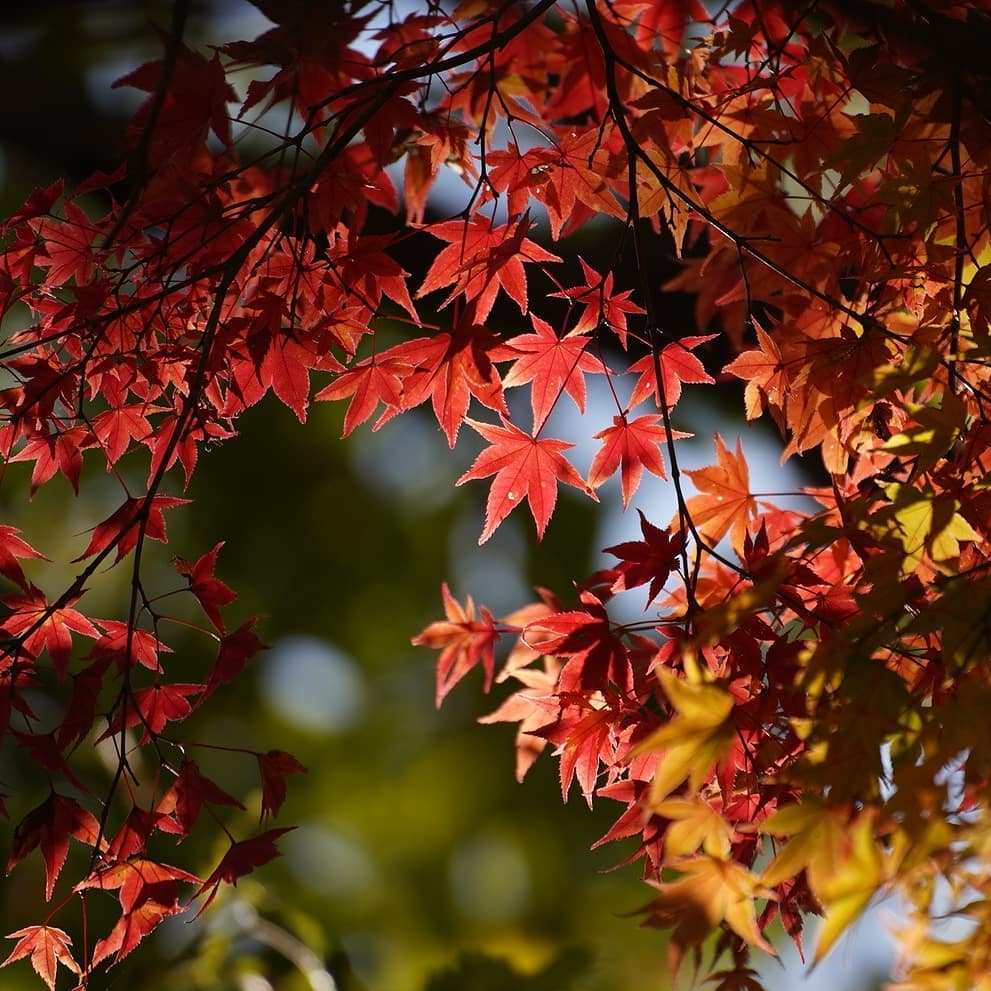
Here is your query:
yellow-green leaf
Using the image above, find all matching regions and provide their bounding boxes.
[811,811,885,963]
[641,856,776,954]
[653,798,735,858]
[631,671,736,804]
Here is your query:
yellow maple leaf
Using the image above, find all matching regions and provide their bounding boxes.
[882,483,980,577]
[640,856,776,954]
[631,668,735,805]
[653,797,735,858]
[760,803,885,963]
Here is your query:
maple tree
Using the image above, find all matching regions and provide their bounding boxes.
[1,0,991,988]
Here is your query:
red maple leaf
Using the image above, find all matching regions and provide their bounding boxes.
[483,143,551,221]
[496,315,606,430]
[521,590,631,695]
[55,662,107,749]
[536,130,626,236]
[221,4,372,117]
[2,925,80,991]
[0,586,101,677]
[457,418,594,543]
[416,212,561,323]
[400,112,475,223]
[389,323,507,446]
[87,620,172,673]
[9,426,90,495]
[588,414,691,507]
[113,43,237,160]
[257,750,308,822]
[314,351,412,436]
[613,0,711,54]
[0,526,49,591]
[73,495,189,564]
[174,542,236,632]
[76,858,201,911]
[261,336,314,424]
[486,133,625,239]
[99,683,203,744]
[2,178,63,232]
[194,828,294,918]
[604,510,684,605]
[76,859,200,966]
[7,793,101,900]
[203,616,266,699]
[627,334,716,409]
[412,582,500,704]
[550,258,645,343]
[91,404,153,464]
[103,807,174,862]
[2,355,78,426]
[331,231,419,322]
[156,760,245,834]
[540,702,615,807]
[31,201,98,287]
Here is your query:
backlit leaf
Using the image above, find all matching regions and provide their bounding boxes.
[457,418,594,543]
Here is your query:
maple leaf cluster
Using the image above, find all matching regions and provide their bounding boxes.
[0,0,989,988]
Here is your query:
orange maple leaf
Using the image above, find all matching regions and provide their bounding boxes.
[722,323,789,426]
[412,582,499,704]
[683,435,757,555]
[2,925,80,991]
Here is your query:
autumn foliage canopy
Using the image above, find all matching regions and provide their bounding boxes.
[2,0,991,988]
